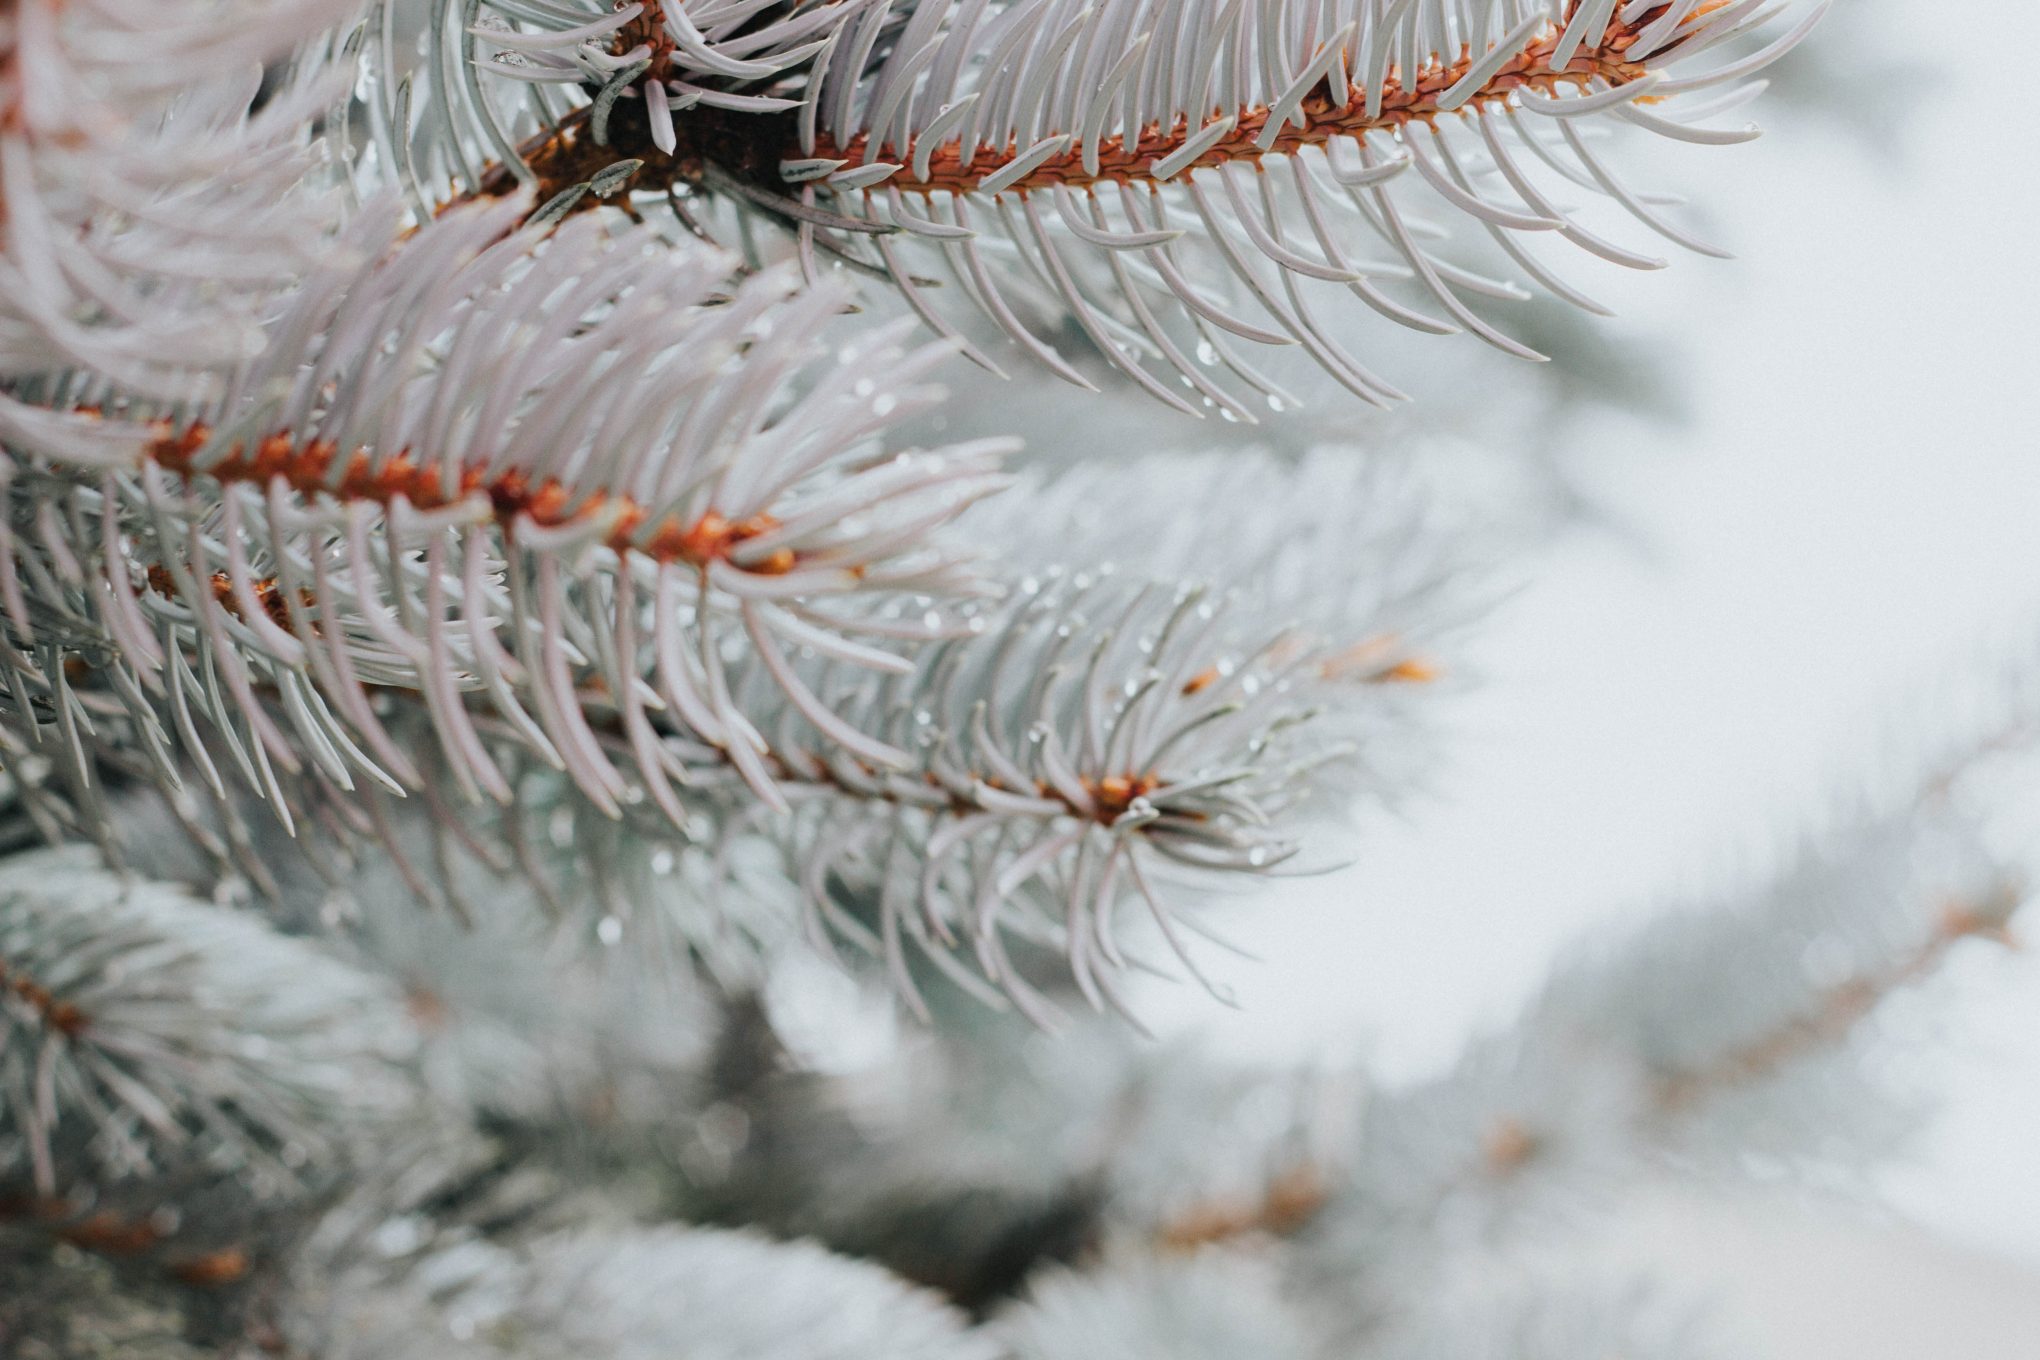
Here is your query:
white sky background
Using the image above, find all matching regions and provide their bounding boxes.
[1140,0,2040,1271]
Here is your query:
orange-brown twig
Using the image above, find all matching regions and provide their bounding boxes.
[815,22,1661,199]
[143,419,794,576]
[1156,1165,1329,1251]
[0,954,87,1036]
[1654,891,2021,1112]
[455,4,1718,225]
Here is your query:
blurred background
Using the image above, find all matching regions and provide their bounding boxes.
[781,0,2040,1344]
[1100,0,2040,1339]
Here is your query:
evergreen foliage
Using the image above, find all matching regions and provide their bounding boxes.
[0,1,2027,1356]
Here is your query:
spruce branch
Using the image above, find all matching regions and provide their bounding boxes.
[6,419,1471,1016]
[1295,794,2029,1290]
[2,197,1013,857]
[1153,1166,1330,1252]
[951,771,2024,1298]
[1650,886,2022,1115]
[1366,1273,1730,1360]
[0,1230,221,1360]
[414,0,1825,416]
[695,574,1358,1022]
[958,445,1471,685]
[294,1223,998,1360]
[0,846,416,1206]
[788,0,1827,409]
[673,1002,1349,1307]
[1,0,357,400]
[1563,823,2028,1164]
[346,0,871,209]
[997,1247,1325,1360]
[1,517,1420,1020]
[319,845,723,1134]
[342,571,1375,1017]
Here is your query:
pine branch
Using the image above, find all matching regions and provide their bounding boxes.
[2,447,1471,1026]
[145,446,1470,1015]
[0,556,1378,1016]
